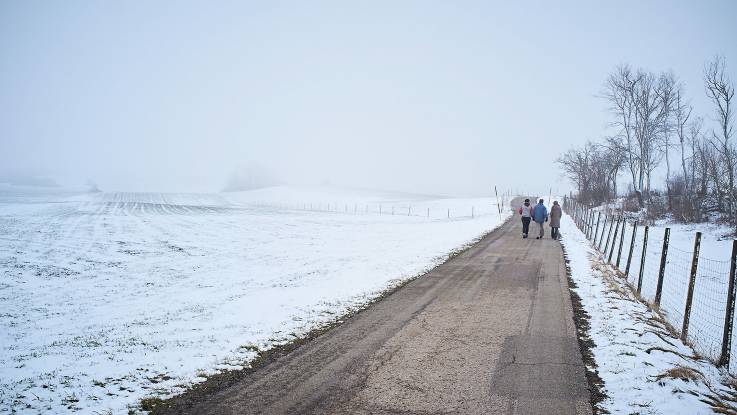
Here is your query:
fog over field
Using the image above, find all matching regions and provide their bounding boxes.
[1,1,735,195]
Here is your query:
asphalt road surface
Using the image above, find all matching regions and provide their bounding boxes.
[168,198,592,415]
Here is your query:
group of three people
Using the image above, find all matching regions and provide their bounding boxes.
[518,198,562,240]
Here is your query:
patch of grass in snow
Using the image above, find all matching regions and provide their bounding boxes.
[654,365,706,383]
[146,374,174,384]
[239,344,260,353]
[140,397,169,412]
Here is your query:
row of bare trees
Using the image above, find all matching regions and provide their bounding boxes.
[558,56,734,230]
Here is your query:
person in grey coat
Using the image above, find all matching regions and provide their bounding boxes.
[549,200,562,240]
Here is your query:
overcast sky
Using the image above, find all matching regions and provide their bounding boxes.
[1,1,735,195]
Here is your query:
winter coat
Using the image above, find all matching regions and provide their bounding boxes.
[549,204,562,228]
[532,202,548,223]
[518,204,533,218]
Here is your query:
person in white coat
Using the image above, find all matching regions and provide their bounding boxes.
[518,198,533,238]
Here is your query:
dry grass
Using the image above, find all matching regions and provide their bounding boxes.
[654,365,705,383]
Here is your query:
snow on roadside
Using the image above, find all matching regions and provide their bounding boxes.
[560,212,737,414]
[0,185,513,414]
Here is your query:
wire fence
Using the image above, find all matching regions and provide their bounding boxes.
[564,196,737,374]
[251,200,510,221]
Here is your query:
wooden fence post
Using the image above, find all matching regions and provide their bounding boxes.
[616,219,626,269]
[625,222,638,277]
[603,216,615,253]
[637,226,649,294]
[719,240,737,367]
[590,209,596,240]
[608,217,621,263]
[598,215,608,249]
[593,212,601,243]
[681,232,702,340]
[654,228,671,306]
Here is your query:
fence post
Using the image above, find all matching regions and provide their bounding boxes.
[616,219,626,269]
[625,222,638,277]
[681,232,702,341]
[589,209,595,240]
[637,226,649,294]
[586,208,593,239]
[593,212,601,243]
[447,208,450,219]
[719,240,737,367]
[608,217,621,263]
[603,216,615,253]
[427,207,429,218]
[598,215,608,249]
[654,228,671,306]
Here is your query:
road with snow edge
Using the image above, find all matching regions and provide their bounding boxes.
[161,198,592,415]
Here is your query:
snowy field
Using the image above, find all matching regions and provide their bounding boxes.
[0,185,512,414]
[561,213,737,414]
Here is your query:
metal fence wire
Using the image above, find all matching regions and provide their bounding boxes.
[689,257,731,362]
[563,197,737,373]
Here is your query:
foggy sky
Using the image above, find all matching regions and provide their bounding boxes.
[1,1,736,196]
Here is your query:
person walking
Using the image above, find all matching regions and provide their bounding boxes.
[549,200,562,240]
[518,198,533,238]
[532,198,548,239]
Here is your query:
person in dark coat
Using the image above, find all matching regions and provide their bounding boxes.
[549,200,562,240]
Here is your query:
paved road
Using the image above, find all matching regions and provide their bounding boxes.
[170,199,592,415]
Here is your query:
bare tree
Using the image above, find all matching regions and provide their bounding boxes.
[688,116,703,195]
[656,71,678,209]
[601,136,627,198]
[675,87,692,195]
[631,69,665,205]
[705,55,735,231]
[604,65,644,206]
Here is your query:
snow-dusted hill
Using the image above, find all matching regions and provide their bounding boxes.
[0,185,512,414]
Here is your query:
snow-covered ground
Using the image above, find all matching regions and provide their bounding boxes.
[561,212,737,414]
[579,205,737,370]
[0,185,512,414]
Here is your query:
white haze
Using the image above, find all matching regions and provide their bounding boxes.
[1,1,735,196]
